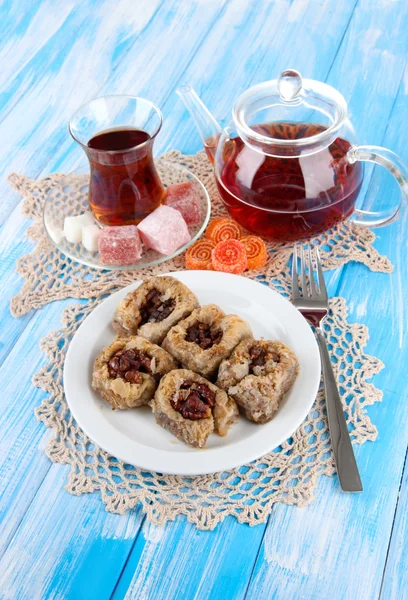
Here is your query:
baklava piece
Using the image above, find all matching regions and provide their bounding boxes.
[92,336,177,409]
[113,275,199,344]
[151,369,238,447]
[162,304,253,379]
[216,339,299,423]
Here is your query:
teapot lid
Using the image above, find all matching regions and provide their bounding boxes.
[232,70,348,157]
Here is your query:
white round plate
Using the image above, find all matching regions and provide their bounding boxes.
[64,271,321,475]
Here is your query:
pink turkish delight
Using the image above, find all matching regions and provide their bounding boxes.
[98,225,142,265]
[164,182,201,227]
[137,205,191,255]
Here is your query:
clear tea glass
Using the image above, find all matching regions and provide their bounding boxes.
[69,95,165,226]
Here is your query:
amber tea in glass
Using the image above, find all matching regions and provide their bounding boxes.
[70,96,165,226]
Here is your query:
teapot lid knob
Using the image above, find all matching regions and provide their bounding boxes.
[277,69,303,101]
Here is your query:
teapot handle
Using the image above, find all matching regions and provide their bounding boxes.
[347,145,408,227]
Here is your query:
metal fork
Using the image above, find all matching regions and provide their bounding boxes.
[292,244,362,493]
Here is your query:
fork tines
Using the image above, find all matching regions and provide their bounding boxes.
[292,244,328,301]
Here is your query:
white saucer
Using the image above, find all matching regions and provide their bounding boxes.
[63,271,321,475]
[43,160,211,270]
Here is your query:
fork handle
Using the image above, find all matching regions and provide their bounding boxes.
[316,328,363,493]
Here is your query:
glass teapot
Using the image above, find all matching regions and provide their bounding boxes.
[178,70,408,241]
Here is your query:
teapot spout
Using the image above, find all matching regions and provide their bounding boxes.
[177,85,222,162]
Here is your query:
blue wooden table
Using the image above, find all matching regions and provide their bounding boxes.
[0,1,407,598]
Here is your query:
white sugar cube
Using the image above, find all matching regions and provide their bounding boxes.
[80,211,95,227]
[82,224,101,252]
[64,212,95,244]
[64,216,82,243]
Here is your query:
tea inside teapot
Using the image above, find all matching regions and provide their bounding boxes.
[215,121,363,240]
[179,70,408,241]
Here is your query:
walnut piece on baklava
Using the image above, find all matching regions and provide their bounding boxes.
[151,369,238,447]
[113,275,199,345]
[162,304,253,379]
[216,339,299,423]
[92,336,177,410]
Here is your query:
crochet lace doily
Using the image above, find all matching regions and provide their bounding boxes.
[10,151,391,530]
[9,150,392,316]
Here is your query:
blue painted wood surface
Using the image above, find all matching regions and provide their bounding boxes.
[0,1,407,598]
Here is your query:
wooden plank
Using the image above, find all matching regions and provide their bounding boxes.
[245,0,408,595]
[0,0,165,225]
[0,464,145,600]
[0,297,74,560]
[358,70,408,600]
[0,0,77,91]
[326,0,408,206]
[111,518,263,600]
[381,456,408,600]
[0,207,46,366]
